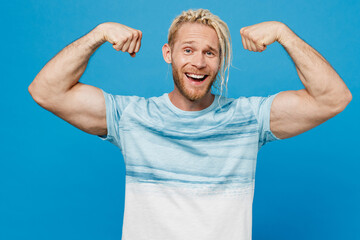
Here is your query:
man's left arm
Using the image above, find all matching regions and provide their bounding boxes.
[240,21,352,139]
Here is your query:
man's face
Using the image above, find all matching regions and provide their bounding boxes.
[165,23,221,101]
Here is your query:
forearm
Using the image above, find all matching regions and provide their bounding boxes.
[277,24,352,110]
[29,24,106,102]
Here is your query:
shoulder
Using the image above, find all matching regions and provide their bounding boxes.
[244,93,281,116]
[216,94,260,114]
[102,90,147,107]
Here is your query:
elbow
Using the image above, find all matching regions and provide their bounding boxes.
[341,89,352,109]
[28,82,35,98]
[346,89,353,103]
[28,81,40,103]
[28,81,38,102]
[28,79,48,108]
[332,89,352,114]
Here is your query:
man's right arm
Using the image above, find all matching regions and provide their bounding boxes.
[28,22,142,136]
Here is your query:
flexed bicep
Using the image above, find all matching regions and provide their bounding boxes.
[270,89,341,139]
[43,83,107,136]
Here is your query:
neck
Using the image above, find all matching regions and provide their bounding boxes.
[168,90,215,111]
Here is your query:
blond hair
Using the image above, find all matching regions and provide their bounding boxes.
[168,9,232,98]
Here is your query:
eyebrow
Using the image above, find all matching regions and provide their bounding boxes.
[181,41,219,54]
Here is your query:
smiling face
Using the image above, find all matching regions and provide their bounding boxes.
[163,23,221,101]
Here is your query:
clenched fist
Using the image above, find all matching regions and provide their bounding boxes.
[98,22,142,57]
[240,21,286,52]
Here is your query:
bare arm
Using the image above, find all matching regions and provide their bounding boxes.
[28,22,142,135]
[240,21,352,139]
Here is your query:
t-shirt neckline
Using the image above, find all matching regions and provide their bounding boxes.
[164,93,219,116]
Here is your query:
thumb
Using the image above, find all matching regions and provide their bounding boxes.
[257,43,267,51]
[113,44,121,51]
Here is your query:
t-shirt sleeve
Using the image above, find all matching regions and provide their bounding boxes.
[97,89,139,149]
[248,92,282,149]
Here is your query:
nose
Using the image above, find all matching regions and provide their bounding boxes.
[191,52,206,69]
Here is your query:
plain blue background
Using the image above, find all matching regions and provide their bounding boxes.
[1,0,359,239]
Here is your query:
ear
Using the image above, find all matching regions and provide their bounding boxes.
[162,43,172,64]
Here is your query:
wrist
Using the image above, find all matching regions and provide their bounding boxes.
[276,22,295,47]
[87,24,107,49]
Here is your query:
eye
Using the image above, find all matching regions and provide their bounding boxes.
[206,51,214,56]
[184,48,192,54]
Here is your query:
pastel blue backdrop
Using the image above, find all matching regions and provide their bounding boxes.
[1,0,359,239]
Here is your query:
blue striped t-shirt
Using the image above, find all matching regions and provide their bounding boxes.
[98,90,281,240]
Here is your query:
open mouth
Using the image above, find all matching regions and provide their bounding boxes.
[185,73,208,84]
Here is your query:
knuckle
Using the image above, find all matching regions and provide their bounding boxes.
[119,36,127,43]
[241,28,248,35]
[132,31,139,38]
[126,32,133,39]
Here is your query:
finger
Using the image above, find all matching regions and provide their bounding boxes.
[258,46,266,52]
[113,38,126,51]
[130,52,136,57]
[127,39,137,54]
[127,32,139,54]
[244,38,253,51]
[121,35,133,52]
[134,38,141,53]
[249,40,258,52]
[253,39,266,52]
[259,43,267,51]
[134,31,142,53]
[113,44,120,51]
[240,27,246,36]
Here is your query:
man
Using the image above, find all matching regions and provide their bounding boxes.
[29,9,351,240]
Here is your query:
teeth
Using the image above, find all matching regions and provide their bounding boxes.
[186,73,205,79]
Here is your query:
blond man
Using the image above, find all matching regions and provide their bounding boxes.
[29,9,351,240]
